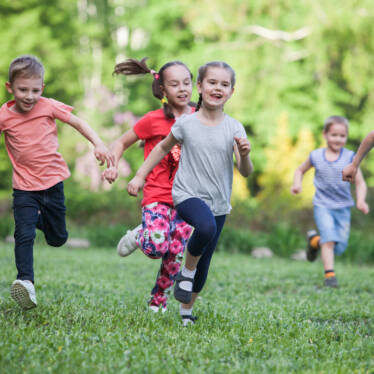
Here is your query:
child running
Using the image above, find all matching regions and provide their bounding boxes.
[102,57,194,313]
[127,61,253,325]
[0,55,113,309]
[291,116,369,288]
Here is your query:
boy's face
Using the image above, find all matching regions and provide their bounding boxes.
[5,76,44,114]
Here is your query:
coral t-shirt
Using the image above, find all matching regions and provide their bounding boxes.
[0,97,72,191]
[133,108,186,207]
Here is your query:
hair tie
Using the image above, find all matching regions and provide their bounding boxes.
[150,69,159,80]
[161,97,167,104]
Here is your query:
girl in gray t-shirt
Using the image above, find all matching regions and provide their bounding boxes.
[128,61,253,325]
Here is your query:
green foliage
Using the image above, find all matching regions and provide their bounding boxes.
[265,222,305,258]
[3,0,374,249]
[86,223,128,248]
[0,215,13,239]
[0,246,373,373]
[341,229,374,265]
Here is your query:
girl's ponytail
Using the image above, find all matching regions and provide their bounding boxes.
[113,57,193,119]
[195,94,202,112]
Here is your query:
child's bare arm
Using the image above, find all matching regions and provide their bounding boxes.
[127,132,178,197]
[291,158,313,194]
[352,131,374,166]
[354,168,369,214]
[102,129,139,184]
[66,113,114,167]
[234,137,253,177]
[343,131,374,183]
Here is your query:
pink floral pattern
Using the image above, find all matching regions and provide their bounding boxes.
[137,202,192,308]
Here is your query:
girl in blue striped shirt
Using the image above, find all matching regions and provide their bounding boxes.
[291,116,369,287]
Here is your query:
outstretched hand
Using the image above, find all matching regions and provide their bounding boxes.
[102,166,118,184]
[234,137,251,157]
[342,163,358,183]
[94,143,115,168]
[290,185,301,195]
[357,200,369,214]
[127,175,145,197]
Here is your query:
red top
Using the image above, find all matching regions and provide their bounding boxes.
[133,108,187,206]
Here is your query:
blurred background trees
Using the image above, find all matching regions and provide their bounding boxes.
[1,0,374,240]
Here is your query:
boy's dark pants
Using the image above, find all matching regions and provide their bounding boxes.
[12,182,68,282]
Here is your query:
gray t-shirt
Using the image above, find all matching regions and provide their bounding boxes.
[171,112,247,215]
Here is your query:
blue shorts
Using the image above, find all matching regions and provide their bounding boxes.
[313,205,351,255]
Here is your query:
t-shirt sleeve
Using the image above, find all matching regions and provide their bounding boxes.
[309,151,315,166]
[171,117,184,143]
[48,98,73,122]
[232,120,247,145]
[133,114,152,140]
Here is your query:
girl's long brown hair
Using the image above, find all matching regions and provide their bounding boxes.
[113,57,194,119]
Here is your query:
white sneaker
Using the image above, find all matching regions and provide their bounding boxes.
[11,280,37,310]
[117,224,142,257]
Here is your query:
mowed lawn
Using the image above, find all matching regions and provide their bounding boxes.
[0,242,373,374]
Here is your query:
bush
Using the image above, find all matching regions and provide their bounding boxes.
[86,224,129,248]
[0,215,13,239]
[340,229,374,264]
[265,222,305,258]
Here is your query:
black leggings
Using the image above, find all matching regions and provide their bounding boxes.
[176,198,226,293]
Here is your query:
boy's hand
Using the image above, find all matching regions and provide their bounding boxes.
[357,200,369,214]
[234,137,251,157]
[102,167,118,184]
[290,185,301,195]
[94,143,115,167]
[342,163,358,183]
[127,175,145,197]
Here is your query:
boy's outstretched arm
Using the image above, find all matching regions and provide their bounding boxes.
[290,158,312,194]
[66,113,114,167]
[102,129,139,184]
[343,130,374,183]
[234,137,253,177]
[354,168,369,214]
[127,132,178,197]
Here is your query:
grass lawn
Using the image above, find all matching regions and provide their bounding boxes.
[0,243,373,374]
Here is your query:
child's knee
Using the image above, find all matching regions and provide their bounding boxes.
[334,242,347,255]
[46,232,68,247]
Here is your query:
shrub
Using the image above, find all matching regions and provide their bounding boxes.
[0,215,13,239]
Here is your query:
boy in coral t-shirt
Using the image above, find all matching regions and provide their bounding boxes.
[0,55,113,309]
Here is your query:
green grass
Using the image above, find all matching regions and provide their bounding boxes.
[0,244,373,374]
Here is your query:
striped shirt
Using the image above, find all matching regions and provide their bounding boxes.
[309,147,355,209]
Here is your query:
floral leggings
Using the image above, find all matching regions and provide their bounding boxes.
[136,202,192,308]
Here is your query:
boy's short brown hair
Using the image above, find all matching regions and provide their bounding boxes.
[323,115,349,133]
[8,55,44,83]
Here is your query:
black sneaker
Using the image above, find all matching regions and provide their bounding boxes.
[306,230,320,262]
[174,272,194,304]
[182,315,198,326]
[324,276,338,288]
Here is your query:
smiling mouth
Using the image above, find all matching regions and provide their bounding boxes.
[211,93,222,99]
[177,94,188,99]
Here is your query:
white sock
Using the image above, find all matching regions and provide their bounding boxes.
[180,267,196,292]
[181,266,196,279]
[180,305,193,317]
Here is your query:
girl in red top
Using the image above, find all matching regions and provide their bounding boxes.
[103,58,193,314]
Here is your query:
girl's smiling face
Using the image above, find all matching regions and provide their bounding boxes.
[161,64,192,110]
[324,123,348,152]
[197,67,234,110]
